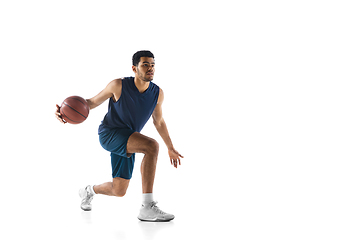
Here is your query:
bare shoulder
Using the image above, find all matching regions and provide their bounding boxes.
[108,78,123,102]
[109,78,122,88]
[107,78,122,93]
[157,87,164,104]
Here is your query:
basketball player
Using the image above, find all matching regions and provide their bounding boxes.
[55,51,183,222]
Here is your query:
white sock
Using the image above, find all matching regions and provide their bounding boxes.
[90,185,96,195]
[142,193,154,205]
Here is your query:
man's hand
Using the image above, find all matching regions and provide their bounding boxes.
[168,149,183,168]
[55,104,67,124]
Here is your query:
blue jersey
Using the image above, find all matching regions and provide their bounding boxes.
[98,77,160,134]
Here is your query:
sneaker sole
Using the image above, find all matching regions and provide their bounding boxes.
[81,207,92,211]
[138,216,175,222]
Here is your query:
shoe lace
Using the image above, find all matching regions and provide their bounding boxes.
[150,201,166,215]
[83,187,94,204]
[86,194,94,203]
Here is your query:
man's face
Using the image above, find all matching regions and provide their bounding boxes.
[133,57,155,82]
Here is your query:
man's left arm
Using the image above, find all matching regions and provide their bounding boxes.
[152,88,183,168]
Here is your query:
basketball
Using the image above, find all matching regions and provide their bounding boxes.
[60,96,89,124]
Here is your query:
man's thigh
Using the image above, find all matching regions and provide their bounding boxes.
[126,132,158,155]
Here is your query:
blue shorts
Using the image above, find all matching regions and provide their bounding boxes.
[99,128,136,179]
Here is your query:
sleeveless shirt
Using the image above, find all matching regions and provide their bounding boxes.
[98,77,160,134]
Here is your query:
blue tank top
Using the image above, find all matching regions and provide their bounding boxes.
[98,77,160,133]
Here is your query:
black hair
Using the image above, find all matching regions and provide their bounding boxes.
[132,50,155,66]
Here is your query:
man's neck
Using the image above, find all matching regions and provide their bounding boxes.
[134,76,150,93]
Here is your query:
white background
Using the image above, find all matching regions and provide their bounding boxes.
[1,0,359,239]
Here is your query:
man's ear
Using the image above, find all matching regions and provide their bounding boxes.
[132,65,137,74]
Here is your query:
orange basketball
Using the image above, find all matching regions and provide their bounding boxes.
[60,96,89,124]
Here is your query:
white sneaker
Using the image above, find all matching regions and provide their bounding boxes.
[79,185,94,211]
[138,201,175,222]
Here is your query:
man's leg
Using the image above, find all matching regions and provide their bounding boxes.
[93,132,158,196]
[126,132,159,193]
[93,177,130,197]
[126,132,175,221]
[79,179,129,211]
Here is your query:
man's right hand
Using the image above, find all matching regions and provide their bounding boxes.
[55,104,67,124]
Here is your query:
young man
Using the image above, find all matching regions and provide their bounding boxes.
[55,50,183,222]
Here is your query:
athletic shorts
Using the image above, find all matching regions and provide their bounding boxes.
[99,128,136,179]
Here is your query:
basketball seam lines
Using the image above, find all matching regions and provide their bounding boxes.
[63,102,87,119]
[60,110,83,123]
[68,97,88,109]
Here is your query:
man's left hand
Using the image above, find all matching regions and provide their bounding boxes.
[168,149,183,168]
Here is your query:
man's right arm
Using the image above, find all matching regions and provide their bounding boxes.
[55,79,122,123]
[86,78,122,109]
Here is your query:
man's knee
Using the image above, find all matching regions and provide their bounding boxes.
[113,187,127,197]
[145,139,159,156]
[112,178,130,197]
